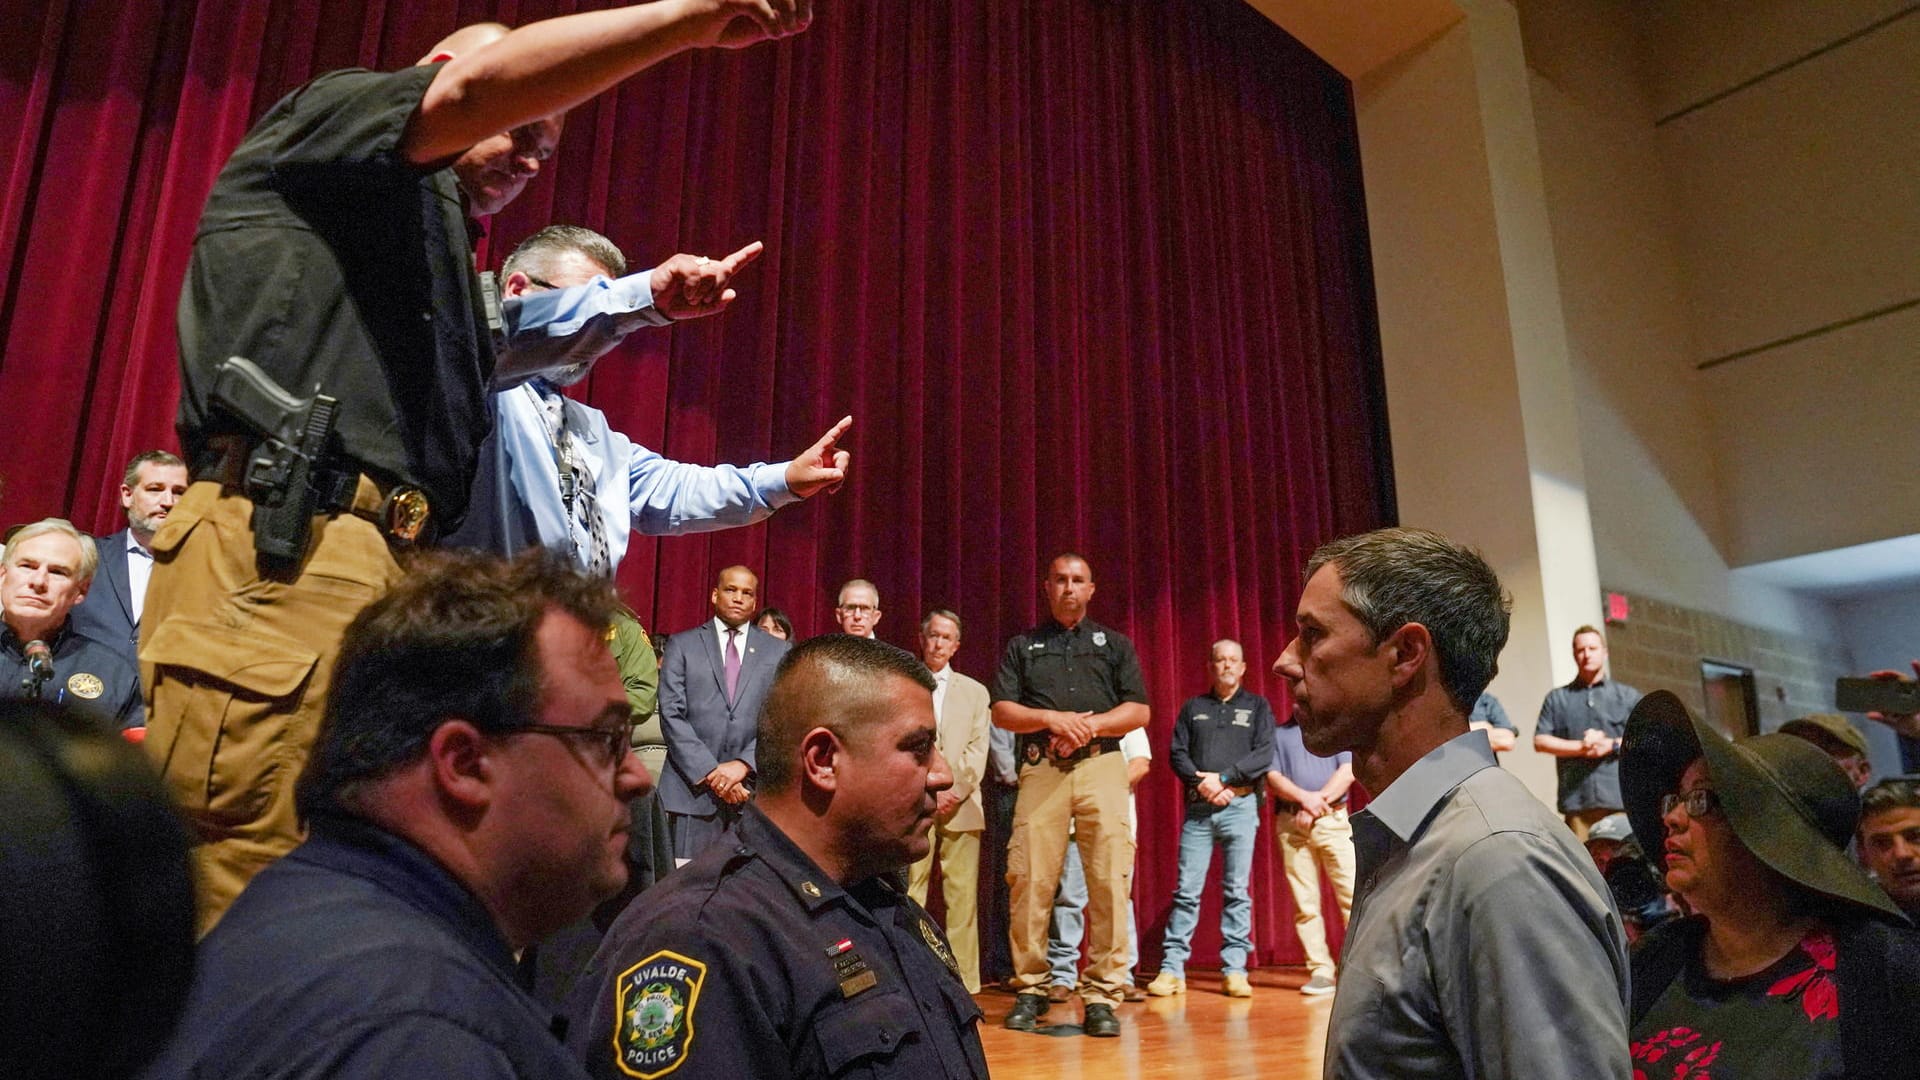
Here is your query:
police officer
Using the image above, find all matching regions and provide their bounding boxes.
[1,519,142,729]
[566,635,988,1080]
[993,552,1149,1038]
[143,550,650,1079]
[146,4,815,935]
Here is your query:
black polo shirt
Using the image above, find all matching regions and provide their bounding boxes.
[567,804,988,1080]
[144,814,587,1079]
[1536,677,1642,812]
[176,63,494,525]
[989,618,1148,717]
[0,622,142,729]
[1169,687,1275,793]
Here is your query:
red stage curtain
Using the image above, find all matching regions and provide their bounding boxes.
[0,0,1391,970]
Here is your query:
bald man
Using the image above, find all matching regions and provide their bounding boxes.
[146,3,817,932]
[659,567,791,861]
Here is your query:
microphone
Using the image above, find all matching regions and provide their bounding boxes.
[23,639,52,681]
[20,639,53,696]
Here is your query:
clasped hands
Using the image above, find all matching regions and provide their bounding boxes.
[1580,728,1618,758]
[703,759,752,805]
[1043,710,1099,759]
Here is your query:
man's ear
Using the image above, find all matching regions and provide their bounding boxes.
[500,270,535,299]
[1385,622,1434,692]
[426,719,496,809]
[799,727,841,792]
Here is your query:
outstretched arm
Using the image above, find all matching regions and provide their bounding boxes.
[402,1,815,166]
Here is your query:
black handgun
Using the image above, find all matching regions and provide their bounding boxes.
[208,356,338,564]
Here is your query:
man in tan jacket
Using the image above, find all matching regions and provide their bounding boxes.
[907,607,992,992]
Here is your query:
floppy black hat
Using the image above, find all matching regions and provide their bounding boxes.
[1622,689,1903,921]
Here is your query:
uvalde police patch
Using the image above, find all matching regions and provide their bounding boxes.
[614,950,707,1078]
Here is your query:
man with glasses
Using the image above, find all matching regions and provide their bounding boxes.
[145,549,650,1078]
[835,579,883,639]
[148,3,816,935]
[447,225,854,571]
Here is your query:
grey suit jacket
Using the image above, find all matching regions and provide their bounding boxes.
[70,529,140,671]
[657,620,789,816]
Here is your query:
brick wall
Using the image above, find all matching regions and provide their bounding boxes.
[1599,590,1853,734]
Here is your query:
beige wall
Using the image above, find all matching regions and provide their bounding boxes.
[1248,0,1915,802]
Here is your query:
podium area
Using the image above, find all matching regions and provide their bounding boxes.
[978,969,1330,1080]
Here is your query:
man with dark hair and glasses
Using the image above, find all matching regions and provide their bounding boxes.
[145,549,650,1079]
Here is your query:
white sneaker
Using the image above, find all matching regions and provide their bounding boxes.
[1300,974,1337,996]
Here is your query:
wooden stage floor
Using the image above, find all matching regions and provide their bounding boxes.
[976,969,1330,1080]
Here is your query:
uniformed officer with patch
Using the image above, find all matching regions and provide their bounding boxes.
[566,635,989,1080]
[0,519,143,729]
[991,552,1149,1038]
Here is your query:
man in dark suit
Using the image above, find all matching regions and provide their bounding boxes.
[72,451,189,670]
[659,565,789,864]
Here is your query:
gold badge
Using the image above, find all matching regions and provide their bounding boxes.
[383,486,432,544]
[66,673,104,700]
[801,881,822,898]
[918,916,960,978]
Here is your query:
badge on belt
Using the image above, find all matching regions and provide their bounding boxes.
[614,950,707,1079]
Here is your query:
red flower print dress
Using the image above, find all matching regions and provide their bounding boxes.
[1629,928,1845,1079]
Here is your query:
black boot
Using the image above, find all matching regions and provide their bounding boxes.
[1004,993,1049,1031]
[1083,1002,1120,1038]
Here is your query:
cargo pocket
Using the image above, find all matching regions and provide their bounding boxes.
[812,989,918,1077]
[143,617,319,830]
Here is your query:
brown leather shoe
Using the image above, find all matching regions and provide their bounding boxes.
[1123,982,1148,1002]
[1047,983,1073,1004]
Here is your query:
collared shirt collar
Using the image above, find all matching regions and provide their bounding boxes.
[1,617,73,656]
[125,531,153,558]
[1362,727,1497,844]
[294,812,519,979]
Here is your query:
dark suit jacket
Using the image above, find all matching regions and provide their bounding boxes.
[657,620,788,816]
[70,529,140,671]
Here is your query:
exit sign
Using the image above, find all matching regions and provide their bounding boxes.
[1605,592,1631,624]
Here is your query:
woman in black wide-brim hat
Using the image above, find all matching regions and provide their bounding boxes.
[1621,690,1920,1079]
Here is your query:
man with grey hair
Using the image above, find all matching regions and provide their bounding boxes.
[566,634,988,1080]
[1275,527,1627,1079]
[1149,638,1274,998]
[834,578,882,638]
[1,518,142,728]
[72,450,189,669]
[448,224,854,573]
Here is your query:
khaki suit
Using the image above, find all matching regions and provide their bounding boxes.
[908,668,991,991]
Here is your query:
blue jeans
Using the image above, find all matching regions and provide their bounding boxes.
[1047,838,1138,985]
[1158,793,1258,977]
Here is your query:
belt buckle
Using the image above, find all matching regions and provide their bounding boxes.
[382,486,432,544]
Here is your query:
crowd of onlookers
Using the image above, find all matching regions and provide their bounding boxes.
[4,0,1918,1076]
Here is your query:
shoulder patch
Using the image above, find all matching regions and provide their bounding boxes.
[66,672,103,700]
[614,950,707,1079]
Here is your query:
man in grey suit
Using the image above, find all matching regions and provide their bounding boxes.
[71,451,190,670]
[659,565,789,863]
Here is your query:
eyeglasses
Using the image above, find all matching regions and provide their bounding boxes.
[515,722,633,768]
[1660,788,1721,819]
[524,274,558,291]
[837,604,877,615]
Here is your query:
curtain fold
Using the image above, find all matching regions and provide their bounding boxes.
[0,0,1390,970]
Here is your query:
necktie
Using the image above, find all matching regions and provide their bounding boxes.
[725,628,742,703]
[535,382,613,578]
